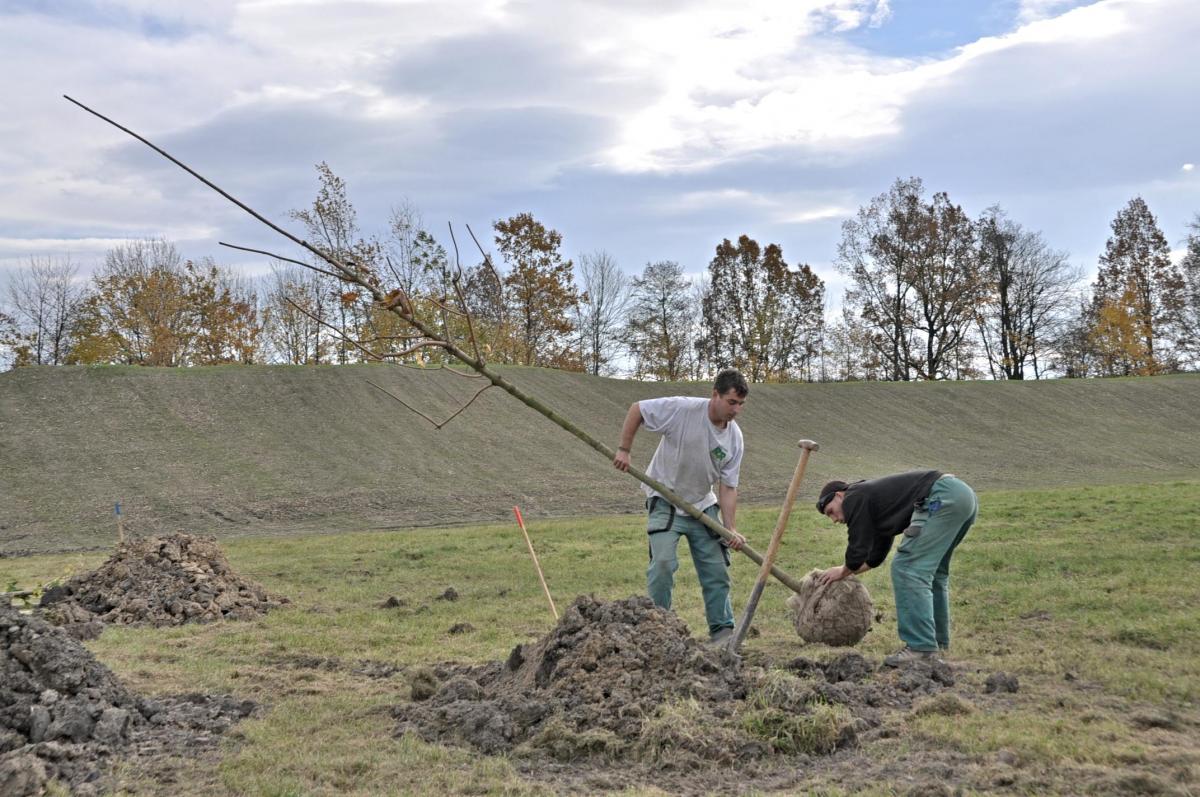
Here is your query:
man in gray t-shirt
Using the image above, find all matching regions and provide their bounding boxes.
[613,369,749,642]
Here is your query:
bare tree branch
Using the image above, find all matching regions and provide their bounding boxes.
[364,378,446,427]
[446,222,464,280]
[466,223,503,284]
[364,378,491,430]
[426,295,468,317]
[444,223,485,362]
[219,242,345,282]
[383,255,406,289]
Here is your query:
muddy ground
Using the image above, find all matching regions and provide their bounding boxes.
[0,598,256,796]
[394,595,1199,796]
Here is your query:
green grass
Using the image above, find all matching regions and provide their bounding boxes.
[2,481,1198,795]
[2,365,1199,553]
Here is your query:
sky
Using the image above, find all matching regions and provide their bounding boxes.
[1,0,1198,306]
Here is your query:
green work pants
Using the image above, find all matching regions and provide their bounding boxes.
[646,499,734,636]
[890,475,978,652]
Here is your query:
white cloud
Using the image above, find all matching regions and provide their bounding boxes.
[774,205,856,225]
[1,0,1196,286]
[670,189,775,211]
[657,187,855,228]
[1017,0,1092,24]
[605,0,1134,173]
[1184,163,1196,172]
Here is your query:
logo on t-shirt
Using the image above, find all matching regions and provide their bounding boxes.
[711,445,727,462]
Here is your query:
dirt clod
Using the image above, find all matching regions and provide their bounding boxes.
[39,533,284,633]
[823,652,874,683]
[912,692,974,716]
[984,672,1020,694]
[786,569,874,647]
[409,667,439,702]
[437,587,459,602]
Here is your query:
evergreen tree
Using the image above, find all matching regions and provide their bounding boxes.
[1091,197,1185,373]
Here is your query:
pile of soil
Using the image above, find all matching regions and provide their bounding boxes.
[0,598,255,796]
[395,595,965,795]
[786,569,874,647]
[395,595,748,759]
[40,533,284,635]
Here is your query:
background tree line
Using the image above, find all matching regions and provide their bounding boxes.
[3,168,1197,380]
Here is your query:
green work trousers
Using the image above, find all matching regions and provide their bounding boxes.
[890,475,978,652]
[646,498,734,636]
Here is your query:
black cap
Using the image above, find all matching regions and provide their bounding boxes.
[816,480,848,514]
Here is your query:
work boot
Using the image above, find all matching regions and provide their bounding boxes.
[883,646,940,667]
[708,626,734,646]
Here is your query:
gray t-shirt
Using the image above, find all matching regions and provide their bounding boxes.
[639,396,744,511]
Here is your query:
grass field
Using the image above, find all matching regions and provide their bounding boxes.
[4,481,1198,795]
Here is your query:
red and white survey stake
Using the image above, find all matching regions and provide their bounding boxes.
[512,506,559,620]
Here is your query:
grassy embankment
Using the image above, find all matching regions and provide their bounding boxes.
[4,481,1198,796]
[2,365,1198,554]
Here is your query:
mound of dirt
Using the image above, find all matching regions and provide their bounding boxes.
[395,596,971,795]
[395,595,750,760]
[0,598,255,796]
[40,533,285,633]
[786,569,874,647]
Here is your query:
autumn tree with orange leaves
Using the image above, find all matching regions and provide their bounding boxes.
[69,239,260,366]
[490,213,581,369]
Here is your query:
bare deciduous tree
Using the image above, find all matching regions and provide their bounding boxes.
[625,261,696,381]
[1175,214,1200,369]
[573,250,629,376]
[821,305,886,382]
[3,256,85,366]
[975,208,1083,379]
[838,178,983,380]
[261,263,332,364]
[290,163,383,364]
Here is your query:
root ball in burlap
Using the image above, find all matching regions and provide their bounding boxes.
[786,569,873,647]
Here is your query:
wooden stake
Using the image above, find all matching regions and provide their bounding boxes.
[513,506,559,620]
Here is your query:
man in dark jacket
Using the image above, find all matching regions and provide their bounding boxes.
[815,470,977,666]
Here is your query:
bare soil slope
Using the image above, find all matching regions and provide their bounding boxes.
[2,365,1197,554]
